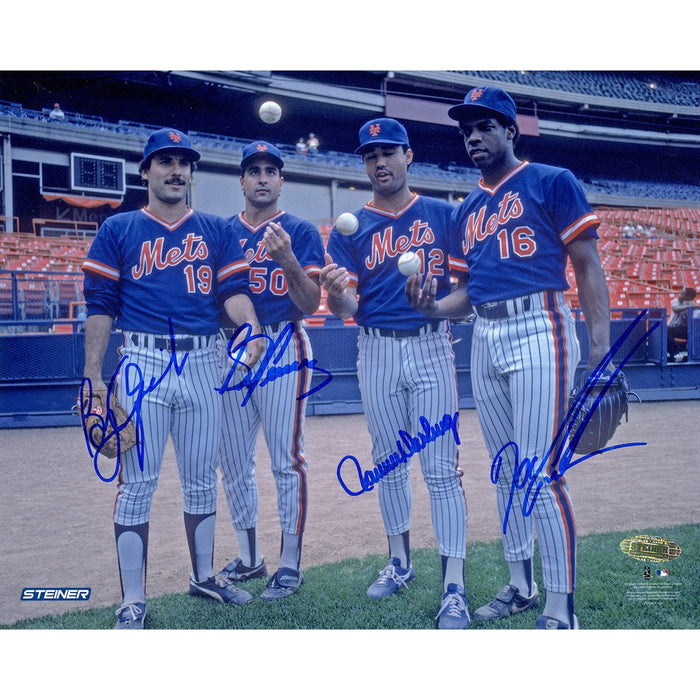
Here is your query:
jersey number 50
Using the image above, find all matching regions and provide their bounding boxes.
[249,267,288,296]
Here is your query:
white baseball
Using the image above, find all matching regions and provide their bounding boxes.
[258,101,282,124]
[335,212,359,236]
[398,251,421,276]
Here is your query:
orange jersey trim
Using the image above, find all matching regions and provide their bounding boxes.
[217,259,250,282]
[560,212,600,244]
[477,162,529,196]
[304,264,322,276]
[81,259,120,281]
[141,206,194,230]
[238,210,286,233]
[448,255,469,275]
[364,193,419,218]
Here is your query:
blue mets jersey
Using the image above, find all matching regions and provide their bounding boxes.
[82,207,250,335]
[229,210,325,325]
[449,162,600,306]
[327,194,454,330]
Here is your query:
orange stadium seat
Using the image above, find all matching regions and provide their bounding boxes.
[18,281,49,319]
[0,279,15,319]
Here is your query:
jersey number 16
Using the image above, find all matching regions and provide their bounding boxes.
[497,227,537,259]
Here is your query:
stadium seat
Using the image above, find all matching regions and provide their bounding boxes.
[18,281,49,320]
[0,279,15,319]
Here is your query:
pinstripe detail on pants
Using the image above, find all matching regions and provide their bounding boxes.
[113,342,222,526]
[219,323,311,537]
[544,292,577,590]
[356,327,467,559]
[471,291,579,593]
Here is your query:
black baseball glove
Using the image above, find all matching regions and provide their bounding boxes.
[567,370,640,455]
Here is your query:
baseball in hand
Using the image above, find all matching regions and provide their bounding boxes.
[335,212,359,236]
[398,251,421,276]
[258,101,282,124]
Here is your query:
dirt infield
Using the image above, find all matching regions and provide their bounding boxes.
[1,400,698,626]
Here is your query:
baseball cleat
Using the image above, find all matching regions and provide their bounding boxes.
[114,602,146,629]
[435,583,471,630]
[535,614,580,630]
[189,574,253,605]
[473,582,540,620]
[260,567,304,601]
[219,556,268,583]
[366,558,415,599]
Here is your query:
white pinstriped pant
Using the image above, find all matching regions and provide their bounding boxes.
[357,324,467,559]
[219,323,311,536]
[113,336,222,526]
[471,291,580,594]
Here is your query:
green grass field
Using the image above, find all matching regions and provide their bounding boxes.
[3,524,698,630]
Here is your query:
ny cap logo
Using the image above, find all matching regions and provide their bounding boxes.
[369,123,381,137]
[256,143,269,152]
[168,131,182,144]
[470,88,484,102]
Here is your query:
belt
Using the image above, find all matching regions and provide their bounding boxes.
[361,320,444,339]
[474,293,541,320]
[126,332,217,351]
[220,320,296,340]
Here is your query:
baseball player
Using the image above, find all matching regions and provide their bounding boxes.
[320,118,469,629]
[407,87,611,629]
[217,141,324,600]
[81,128,264,629]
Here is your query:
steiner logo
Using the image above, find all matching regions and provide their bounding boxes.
[21,588,91,601]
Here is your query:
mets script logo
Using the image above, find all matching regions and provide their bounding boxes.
[365,219,435,270]
[132,233,210,279]
[461,191,527,256]
[168,131,182,144]
[256,143,269,153]
[243,238,272,264]
[369,123,382,137]
[470,88,484,102]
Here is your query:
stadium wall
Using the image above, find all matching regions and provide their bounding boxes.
[1,315,698,429]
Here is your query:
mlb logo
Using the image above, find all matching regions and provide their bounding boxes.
[656,569,669,577]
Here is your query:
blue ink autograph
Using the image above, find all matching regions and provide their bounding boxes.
[493,309,657,534]
[215,322,333,407]
[79,319,188,483]
[337,412,461,496]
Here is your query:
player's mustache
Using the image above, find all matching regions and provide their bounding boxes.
[165,177,187,185]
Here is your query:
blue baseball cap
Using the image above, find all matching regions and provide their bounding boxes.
[355,118,410,154]
[447,86,518,125]
[240,141,284,172]
[142,128,201,162]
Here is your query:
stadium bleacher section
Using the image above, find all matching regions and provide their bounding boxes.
[450,71,700,108]
[1,206,697,329]
[2,98,699,203]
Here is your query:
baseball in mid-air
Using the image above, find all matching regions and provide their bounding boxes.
[335,212,359,236]
[258,101,282,124]
[398,251,421,276]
